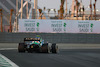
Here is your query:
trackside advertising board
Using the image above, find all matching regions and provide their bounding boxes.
[19,19,100,33]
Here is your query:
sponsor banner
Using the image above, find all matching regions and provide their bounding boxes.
[19,19,100,33]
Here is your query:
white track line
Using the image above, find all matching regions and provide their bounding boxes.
[0,48,17,50]
[0,54,19,67]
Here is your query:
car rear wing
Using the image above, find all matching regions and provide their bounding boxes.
[24,38,40,41]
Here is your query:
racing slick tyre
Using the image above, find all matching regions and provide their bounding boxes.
[51,43,58,53]
[41,43,50,53]
[18,43,25,53]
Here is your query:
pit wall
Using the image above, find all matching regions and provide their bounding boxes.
[0,32,100,43]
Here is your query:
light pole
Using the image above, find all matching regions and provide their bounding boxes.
[16,0,18,14]
[16,0,18,32]
[75,0,80,20]
[71,0,75,17]
[90,0,93,20]
[26,1,29,19]
[34,0,38,19]
[21,0,23,19]
[65,0,67,15]
[93,0,97,20]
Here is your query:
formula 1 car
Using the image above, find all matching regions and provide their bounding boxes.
[18,36,58,53]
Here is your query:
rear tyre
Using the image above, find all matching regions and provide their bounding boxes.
[18,43,25,53]
[51,43,58,53]
[41,43,50,53]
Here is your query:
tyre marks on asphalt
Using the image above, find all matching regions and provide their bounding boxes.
[0,49,100,67]
[48,54,87,67]
[76,53,100,66]
[48,52,100,67]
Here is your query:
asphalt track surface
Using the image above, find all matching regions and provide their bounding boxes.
[0,49,100,67]
[0,43,100,67]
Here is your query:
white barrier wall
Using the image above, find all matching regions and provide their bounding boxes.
[19,19,100,33]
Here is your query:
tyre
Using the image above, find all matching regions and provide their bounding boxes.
[18,43,25,53]
[41,43,50,53]
[51,43,58,53]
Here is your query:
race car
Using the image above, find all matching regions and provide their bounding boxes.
[18,36,58,53]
